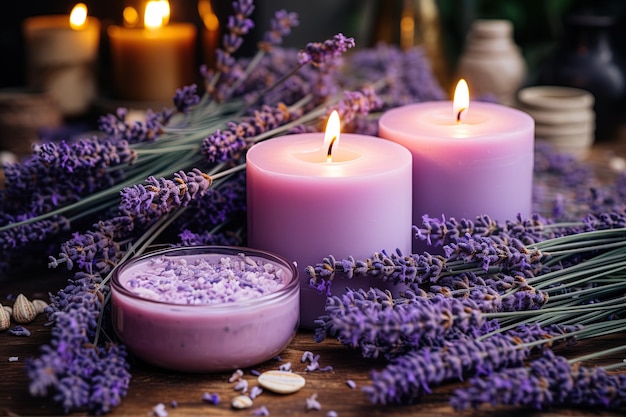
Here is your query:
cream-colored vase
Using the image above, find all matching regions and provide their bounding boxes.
[517,86,595,158]
[457,19,527,105]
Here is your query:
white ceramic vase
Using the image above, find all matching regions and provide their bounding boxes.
[456,19,527,105]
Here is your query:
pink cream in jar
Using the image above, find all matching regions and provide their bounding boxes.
[111,246,299,372]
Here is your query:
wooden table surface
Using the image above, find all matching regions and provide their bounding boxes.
[3,138,626,416]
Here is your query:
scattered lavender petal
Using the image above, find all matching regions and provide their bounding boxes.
[9,326,30,337]
[279,362,292,372]
[151,403,167,417]
[8,356,19,362]
[249,385,263,400]
[201,392,220,405]
[234,378,249,393]
[345,380,356,389]
[326,411,338,417]
[252,405,270,416]
[305,393,322,411]
[229,368,244,383]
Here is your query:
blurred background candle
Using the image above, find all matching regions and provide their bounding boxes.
[247,112,413,328]
[22,3,100,117]
[379,80,534,252]
[108,0,197,103]
[198,0,219,69]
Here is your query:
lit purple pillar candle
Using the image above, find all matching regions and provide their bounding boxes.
[247,112,413,328]
[379,80,534,252]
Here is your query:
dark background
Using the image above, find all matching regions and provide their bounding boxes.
[2,0,626,92]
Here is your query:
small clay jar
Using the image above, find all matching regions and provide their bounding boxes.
[517,86,595,158]
[456,19,527,105]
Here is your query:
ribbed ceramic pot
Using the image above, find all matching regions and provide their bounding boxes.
[517,86,595,158]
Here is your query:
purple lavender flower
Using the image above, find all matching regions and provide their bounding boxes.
[201,103,299,163]
[98,108,173,144]
[344,44,445,107]
[450,350,626,410]
[298,34,355,67]
[173,84,200,113]
[28,273,131,415]
[330,88,383,127]
[315,287,484,356]
[364,324,580,405]
[260,10,299,50]
[120,169,213,218]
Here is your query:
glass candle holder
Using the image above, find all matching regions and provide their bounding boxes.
[111,246,299,372]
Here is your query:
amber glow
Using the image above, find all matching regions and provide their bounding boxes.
[453,79,470,123]
[324,111,341,163]
[123,7,139,28]
[198,0,219,31]
[69,3,88,30]
[144,0,170,29]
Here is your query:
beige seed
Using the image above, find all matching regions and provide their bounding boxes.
[3,305,12,317]
[231,395,253,409]
[13,294,37,324]
[32,299,49,315]
[0,303,10,331]
[257,370,306,394]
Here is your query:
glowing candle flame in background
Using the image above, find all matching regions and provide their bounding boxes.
[69,3,88,30]
[144,0,170,29]
[453,79,470,123]
[324,110,341,162]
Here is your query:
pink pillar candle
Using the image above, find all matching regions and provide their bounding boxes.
[246,133,413,328]
[379,101,534,250]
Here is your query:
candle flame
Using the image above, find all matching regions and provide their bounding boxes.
[69,3,88,30]
[324,110,341,163]
[145,0,170,29]
[453,79,470,123]
[198,0,219,31]
[123,6,139,28]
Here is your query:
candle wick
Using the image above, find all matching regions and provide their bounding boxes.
[456,108,466,123]
[326,136,337,162]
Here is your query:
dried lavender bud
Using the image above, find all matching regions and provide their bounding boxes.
[249,385,263,400]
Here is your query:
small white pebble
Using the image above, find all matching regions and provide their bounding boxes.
[231,395,253,409]
[609,156,626,172]
[257,370,306,394]
[8,356,18,362]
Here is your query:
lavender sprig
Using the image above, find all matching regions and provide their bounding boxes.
[297,33,355,67]
[364,323,580,404]
[315,287,483,356]
[450,350,626,411]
